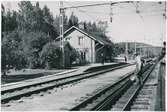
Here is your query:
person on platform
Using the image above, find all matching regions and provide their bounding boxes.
[134,53,143,85]
[101,53,105,65]
[161,41,166,58]
[124,56,127,63]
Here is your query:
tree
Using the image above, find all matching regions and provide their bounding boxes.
[18,1,34,31]
[42,5,58,40]
[87,21,92,32]
[2,2,61,71]
[92,22,97,31]
[21,31,50,68]
[1,7,18,32]
[53,15,60,33]
[68,12,79,28]
[32,2,44,31]
[2,31,27,76]
[97,21,108,33]
[40,42,62,69]
[83,21,87,30]
[43,5,53,24]
[2,4,5,33]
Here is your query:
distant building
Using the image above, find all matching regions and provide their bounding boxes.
[56,26,113,64]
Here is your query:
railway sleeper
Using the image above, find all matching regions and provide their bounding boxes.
[133,101,150,105]
[131,104,150,110]
[137,95,152,99]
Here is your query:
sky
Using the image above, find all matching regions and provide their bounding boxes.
[2,1,166,47]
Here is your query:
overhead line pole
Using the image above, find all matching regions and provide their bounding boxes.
[60,1,65,68]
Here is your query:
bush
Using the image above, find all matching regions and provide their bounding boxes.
[21,31,51,68]
[40,42,62,69]
[1,31,27,75]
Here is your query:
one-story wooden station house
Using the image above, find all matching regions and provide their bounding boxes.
[56,26,113,67]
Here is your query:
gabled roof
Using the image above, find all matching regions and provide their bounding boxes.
[56,26,112,46]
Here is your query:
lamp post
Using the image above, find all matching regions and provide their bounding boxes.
[125,41,128,61]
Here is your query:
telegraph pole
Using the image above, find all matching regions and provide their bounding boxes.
[60,1,65,68]
[125,42,128,60]
[135,42,136,54]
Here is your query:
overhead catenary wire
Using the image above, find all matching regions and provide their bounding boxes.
[64,1,132,15]
[64,2,96,18]
[64,1,107,22]
[62,1,135,18]
[132,2,147,43]
[132,2,144,22]
[64,1,166,19]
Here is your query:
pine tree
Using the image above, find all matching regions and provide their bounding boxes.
[68,12,79,28]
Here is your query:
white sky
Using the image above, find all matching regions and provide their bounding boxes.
[2,1,166,47]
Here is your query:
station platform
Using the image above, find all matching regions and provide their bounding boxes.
[1,62,121,91]
[155,57,166,111]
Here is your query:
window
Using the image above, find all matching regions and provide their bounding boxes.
[78,37,81,45]
[78,36,84,45]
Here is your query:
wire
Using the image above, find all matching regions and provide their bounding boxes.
[64,1,166,25]
[64,1,107,22]
[132,2,147,41]
[77,9,98,20]
[77,9,110,15]
[132,2,144,21]
[66,2,96,20]
[65,1,110,15]
[63,2,111,10]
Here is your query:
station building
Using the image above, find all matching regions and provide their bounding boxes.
[56,26,113,65]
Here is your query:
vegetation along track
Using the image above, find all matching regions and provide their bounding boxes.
[70,62,155,111]
[1,63,131,104]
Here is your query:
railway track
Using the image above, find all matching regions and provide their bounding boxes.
[1,63,131,104]
[111,63,156,111]
[70,63,155,111]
